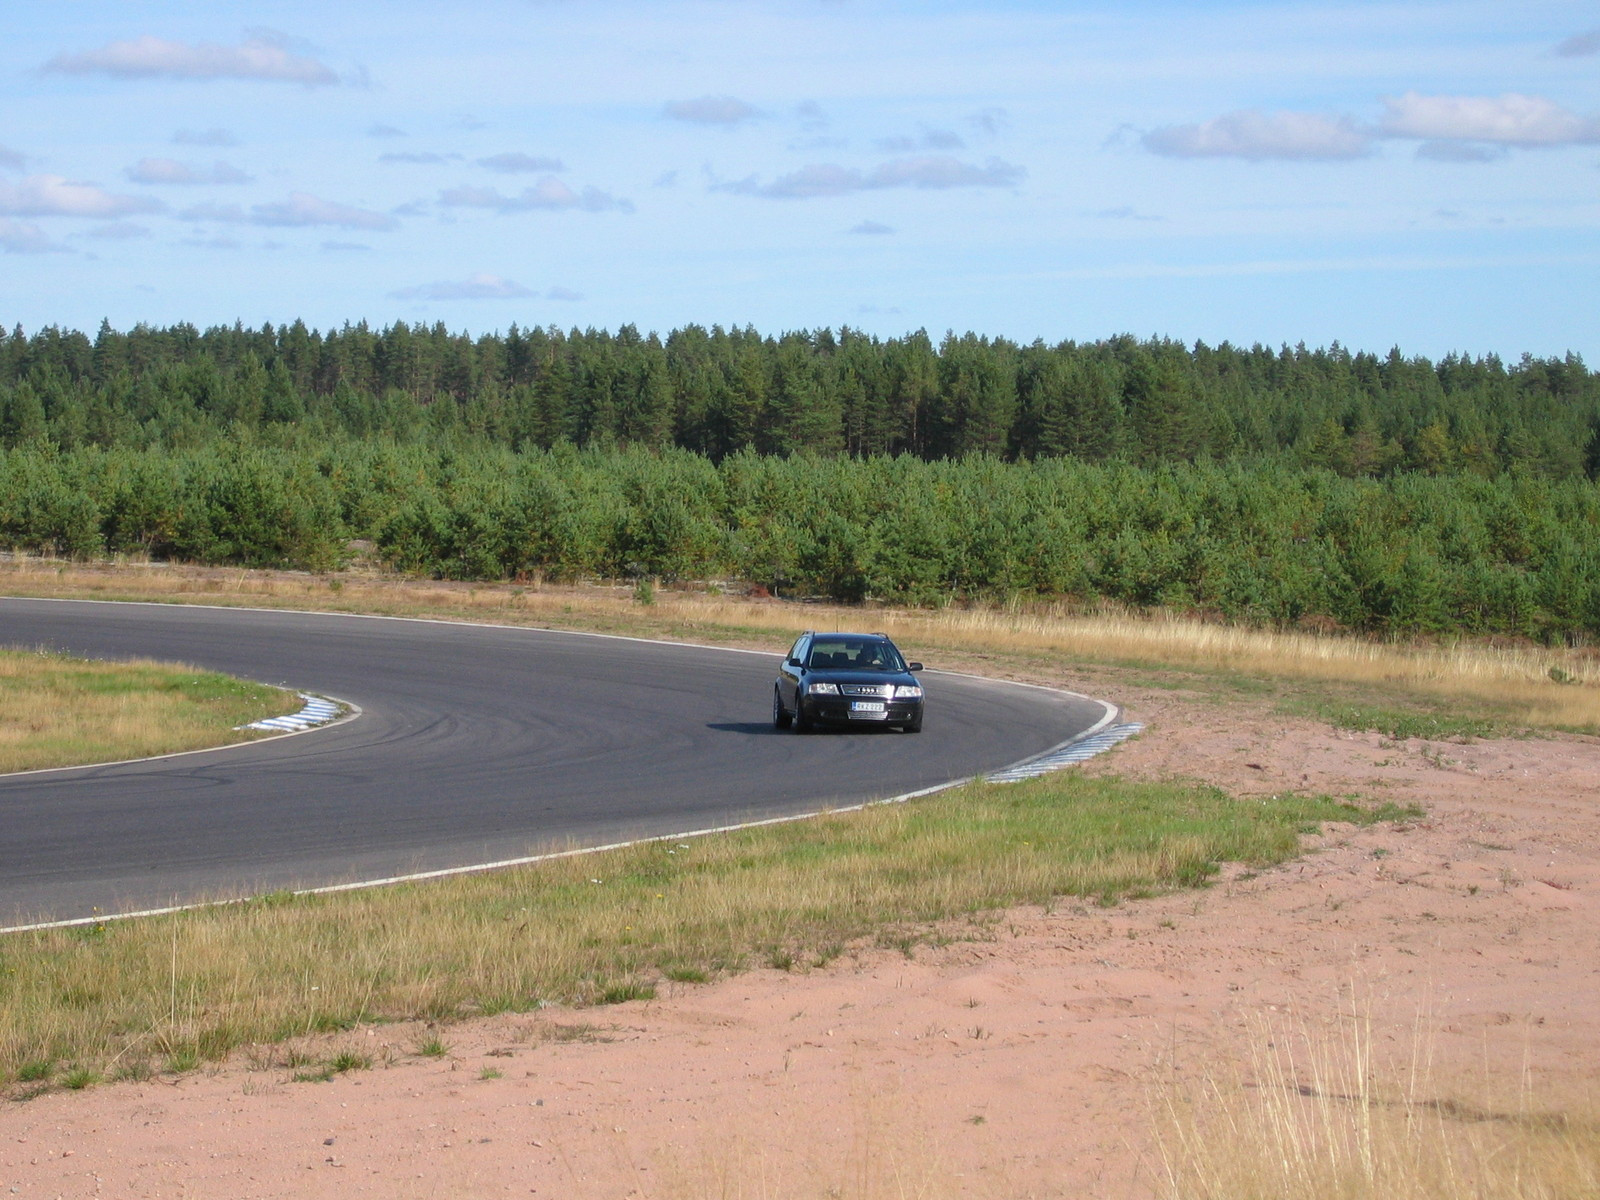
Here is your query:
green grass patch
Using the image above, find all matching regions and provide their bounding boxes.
[0,770,1406,1091]
[1301,698,1508,742]
[0,648,301,773]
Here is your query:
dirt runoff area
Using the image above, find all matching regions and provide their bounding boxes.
[4,677,1598,1200]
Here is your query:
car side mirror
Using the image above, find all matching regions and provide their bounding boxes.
[787,657,803,667]
[907,662,923,672]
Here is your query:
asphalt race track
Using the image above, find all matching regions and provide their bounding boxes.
[0,598,1113,925]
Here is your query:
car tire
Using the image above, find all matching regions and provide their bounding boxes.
[793,697,811,733]
[902,710,923,733]
[772,687,792,730]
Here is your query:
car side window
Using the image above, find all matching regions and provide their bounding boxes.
[788,636,807,665]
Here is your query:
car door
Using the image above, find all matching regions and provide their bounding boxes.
[778,634,808,711]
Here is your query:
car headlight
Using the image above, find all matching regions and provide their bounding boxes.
[807,682,840,695]
[894,684,923,699]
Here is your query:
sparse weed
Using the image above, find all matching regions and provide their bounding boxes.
[596,981,655,1005]
[766,946,797,972]
[414,1035,449,1058]
[329,1050,370,1073]
[113,1059,153,1083]
[165,1048,200,1074]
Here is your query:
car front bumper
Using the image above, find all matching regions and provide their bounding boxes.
[801,696,923,725]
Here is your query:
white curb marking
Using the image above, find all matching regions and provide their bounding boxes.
[239,695,342,733]
[985,722,1144,782]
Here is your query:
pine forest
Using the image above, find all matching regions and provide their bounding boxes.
[1,319,1597,640]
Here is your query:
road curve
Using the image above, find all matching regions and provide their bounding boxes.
[0,598,1113,925]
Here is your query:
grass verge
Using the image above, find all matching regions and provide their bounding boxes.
[0,648,300,774]
[0,771,1406,1091]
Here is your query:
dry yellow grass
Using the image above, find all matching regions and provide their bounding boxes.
[1155,997,1600,1200]
[0,648,298,774]
[4,554,1597,731]
[0,774,1380,1086]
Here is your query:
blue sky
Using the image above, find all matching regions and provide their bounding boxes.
[3,0,1597,359]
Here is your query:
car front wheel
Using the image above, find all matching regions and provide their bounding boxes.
[793,696,811,733]
[772,687,792,730]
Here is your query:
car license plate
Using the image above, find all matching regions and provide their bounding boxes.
[850,701,886,714]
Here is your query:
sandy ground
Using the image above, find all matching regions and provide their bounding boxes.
[4,677,1598,1199]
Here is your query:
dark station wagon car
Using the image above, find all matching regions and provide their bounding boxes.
[773,631,924,733]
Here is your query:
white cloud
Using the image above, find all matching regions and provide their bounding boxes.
[174,128,236,147]
[968,108,1008,138]
[380,152,461,165]
[0,174,162,218]
[664,96,761,126]
[177,201,245,222]
[478,153,566,173]
[1095,205,1162,221]
[84,222,151,239]
[0,218,69,254]
[1555,29,1600,56]
[391,272,534,300]
[251,193,397,229]
[125,157,252,185]
[1380,92,1600,147]
[438,179,633,214]
[787,135,848,152]
[850,220,894,235]
[0,145,25,171]
[875,129,964,154]
[368,124,407,139]
[795,101,828,132]
[179,193,395,229]
[1143,109,1371,161]
[870,156,1022,189]
[1415,140,1506,163]
[46,31,339,86]
[720,156,1024,199]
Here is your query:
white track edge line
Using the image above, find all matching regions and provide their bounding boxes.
[0,696,361,782]
[0,595,1125,933]
[0,705,1133,936]
[0,778,973,935]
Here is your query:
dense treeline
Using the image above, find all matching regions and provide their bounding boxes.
[3,441,1598,639]
[2,320,1598,478]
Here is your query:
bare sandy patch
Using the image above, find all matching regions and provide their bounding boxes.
[3,668,1597,1198]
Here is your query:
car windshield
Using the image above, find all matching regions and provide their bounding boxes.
[805,639,905,672]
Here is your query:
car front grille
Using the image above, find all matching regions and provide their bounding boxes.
[840,684,894,697]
